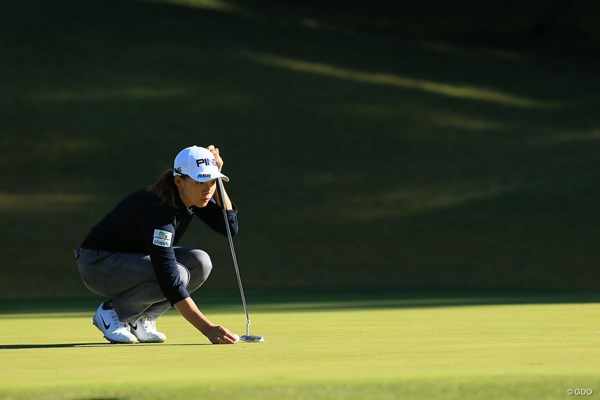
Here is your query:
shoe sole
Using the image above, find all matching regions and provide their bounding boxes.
[130,331,166,343]
[136,338,166,343]
[107,338,137,344]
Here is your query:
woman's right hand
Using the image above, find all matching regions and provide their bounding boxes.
[174,297,239,344]
[202,324,239,344]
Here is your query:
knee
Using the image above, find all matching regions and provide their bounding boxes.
[182,250,212,292]
[187,249,213,280]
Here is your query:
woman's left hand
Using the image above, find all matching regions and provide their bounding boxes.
[206,144,223,171]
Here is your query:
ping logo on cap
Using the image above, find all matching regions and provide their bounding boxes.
[196,158,218,167]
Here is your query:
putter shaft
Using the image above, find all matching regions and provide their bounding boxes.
[216,178,251,337]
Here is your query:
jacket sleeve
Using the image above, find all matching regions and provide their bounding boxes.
[193,198,239,237]
[142,218,190,305]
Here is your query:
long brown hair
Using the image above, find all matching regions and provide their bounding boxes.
[147,168,181,209]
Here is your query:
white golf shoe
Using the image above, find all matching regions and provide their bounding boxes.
[129,315,167,343]
[92,302,138,344]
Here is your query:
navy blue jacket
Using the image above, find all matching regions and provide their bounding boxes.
[81,187,238,305]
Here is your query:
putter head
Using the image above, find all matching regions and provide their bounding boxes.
[241,335,264,343]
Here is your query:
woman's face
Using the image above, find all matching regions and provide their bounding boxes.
[175,176,216,208]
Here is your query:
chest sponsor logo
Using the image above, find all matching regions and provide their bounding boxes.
[152,229,172,248]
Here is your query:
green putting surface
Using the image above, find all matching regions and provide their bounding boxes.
[1,294,599,399]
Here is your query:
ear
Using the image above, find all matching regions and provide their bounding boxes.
[173,175,185,189]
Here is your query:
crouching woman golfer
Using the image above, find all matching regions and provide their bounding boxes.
[75,145,239,345]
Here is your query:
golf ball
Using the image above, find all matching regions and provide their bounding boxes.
[232,333,239,343]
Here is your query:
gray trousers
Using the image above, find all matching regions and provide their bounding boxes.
[77,247,212,323]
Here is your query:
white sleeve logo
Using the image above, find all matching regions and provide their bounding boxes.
[152,229,172,248]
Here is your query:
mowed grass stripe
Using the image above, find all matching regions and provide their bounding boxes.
[1,303,599,399]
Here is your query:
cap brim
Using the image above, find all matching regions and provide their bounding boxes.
[190,172,229,183]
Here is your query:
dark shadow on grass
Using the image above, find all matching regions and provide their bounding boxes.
[1,288,600,316]
[237,288,600,313]
[0,343,114,349]
[1,0,599,300]
[0,342,212,350]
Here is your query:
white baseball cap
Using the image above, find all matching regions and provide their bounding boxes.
[173,146,230,183]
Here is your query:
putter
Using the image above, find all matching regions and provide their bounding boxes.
[216,178,264,343]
